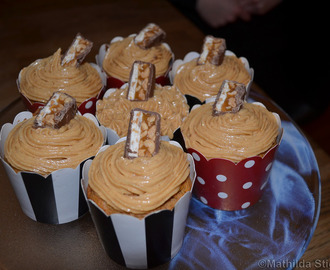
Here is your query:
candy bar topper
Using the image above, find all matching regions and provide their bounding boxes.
[134,23,166,49]
[197,35,226,66]
[61,33,93,67]
[33,91,77,129]
[127,61,155,101]
[124,109,161,159]
[213,80,246,116]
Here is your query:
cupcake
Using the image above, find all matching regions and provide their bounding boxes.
[96,61,189,142]
[0,92,106,224]
[82,109,195,268]
[180,80,283,210]
[170,35,253,105]
[96,23,174,88]
[18,33,106,114]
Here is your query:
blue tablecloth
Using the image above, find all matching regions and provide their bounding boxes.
[170,120,320,270]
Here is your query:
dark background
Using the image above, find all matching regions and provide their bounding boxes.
[168,0,330,154]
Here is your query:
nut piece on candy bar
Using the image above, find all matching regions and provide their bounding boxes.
[33,91,77,129]
[197,35,226,66]
[212,80,246,116]
[127,61,155,101]
[134,23,166,49]
[61,33,93,67]
[124,109,161,159]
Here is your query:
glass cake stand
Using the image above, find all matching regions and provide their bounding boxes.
[0,90,321,270]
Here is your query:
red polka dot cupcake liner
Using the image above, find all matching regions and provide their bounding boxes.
[179,98,283,211]
[188,125,283,211]
[95,36,174,89]
[188,142,281,211]
[183,101,283,211]
[17,63,107,115]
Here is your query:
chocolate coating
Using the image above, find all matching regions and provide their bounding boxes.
[33,91,77,129]
[212,80,246,116]
[124,108,161,159]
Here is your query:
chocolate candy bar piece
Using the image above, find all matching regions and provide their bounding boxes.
[127,61,155,101]
[212,80,246,116]
[124,109,161,159]
[197,36,226,66]
[33,91,77,129]
[61,33,93,67]
[134,23,166,49]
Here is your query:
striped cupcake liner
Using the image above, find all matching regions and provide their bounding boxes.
[0,111,106,224]
[81,141,196,268]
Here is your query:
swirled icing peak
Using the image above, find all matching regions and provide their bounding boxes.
[19,49,103,105]
[96,84,189,138]
[102,36,172,81]
[4,115,104,176]
[174,55,251,102]
[181,102,279,162]
[88,141,190,215]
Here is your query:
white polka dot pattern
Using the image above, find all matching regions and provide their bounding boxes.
[216,175,227,182]
[188,146,280,211]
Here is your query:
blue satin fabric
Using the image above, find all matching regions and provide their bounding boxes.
[170,120,319,270]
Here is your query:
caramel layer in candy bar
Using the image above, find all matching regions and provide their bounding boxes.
[61,33,93,67]
[124,109,161,159]
[33,91,77,129]
[197,36,226,66]
[134,23,166,49]
[212,80,246,116]
[127,61,155,101]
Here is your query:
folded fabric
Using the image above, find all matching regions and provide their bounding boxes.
[169,120,319,269]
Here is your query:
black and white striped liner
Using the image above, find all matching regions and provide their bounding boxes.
[82,143,195,269]
[1,158,88,224]
[0,111,106,224]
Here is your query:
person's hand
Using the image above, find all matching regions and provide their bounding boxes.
[196,0,251,28]
[196,0,282,28]
[238,0,282,15]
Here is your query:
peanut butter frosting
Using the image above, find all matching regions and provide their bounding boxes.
[181,102,279,162]
[19,49,103,105]
[102,36,172,81]
[173,55,251,102]
[88,141,190,215]
[96,84,189,138]
[4,115,104,176]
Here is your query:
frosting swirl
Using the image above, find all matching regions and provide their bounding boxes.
[19,49,103,105]
[102,36,172,81]
[181,102,279,162]
[173,56,251,101]
[96,84,189,138]
[4,115,104,175]
[88,141,190,215]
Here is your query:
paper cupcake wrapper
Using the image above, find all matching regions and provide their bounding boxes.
[0,112,107,224]
[168,50,254,108]
[188,143,281,211]
[81,141,196,269]
[95,35,174,89]
[17,63,107,115]
[180,102,283,211]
